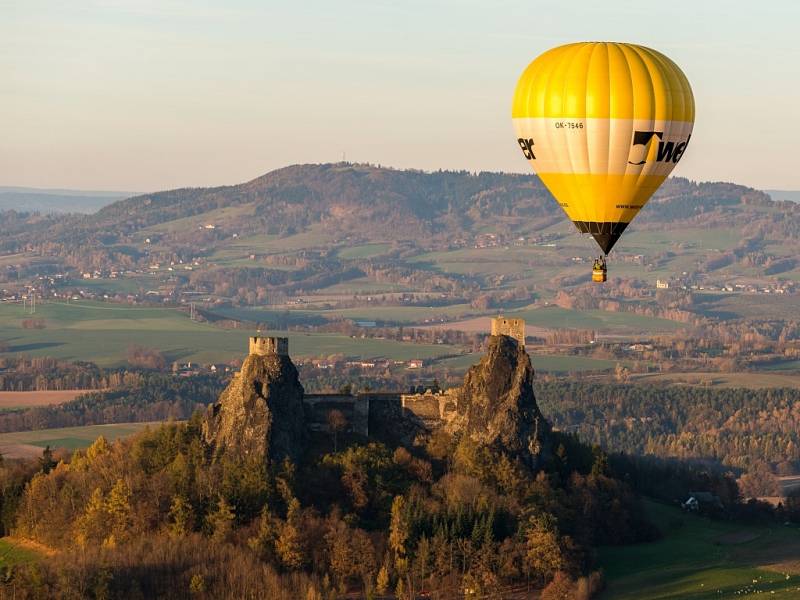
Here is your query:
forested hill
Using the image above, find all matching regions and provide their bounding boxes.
[0,163,783,250]
[77,164,779,236]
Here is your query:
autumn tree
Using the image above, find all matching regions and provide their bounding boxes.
[276,498,305,570]
[168,494,194,536]
[524,513,563,583]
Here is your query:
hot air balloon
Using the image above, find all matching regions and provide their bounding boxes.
[512,42,695,282]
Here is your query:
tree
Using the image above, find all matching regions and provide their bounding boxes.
[38,445,56,474]
[376,563,390,595]
[524,514,563,582]
[207,496,235,544]
[86,436,110,463]
[276,498,305,570]
[248,505,277,562]
[541,571,576,600]
[106,478,132,543]
[75,487,108,548]
[168,495,194,536]
[327,409,348,452]
[738,462,780,498]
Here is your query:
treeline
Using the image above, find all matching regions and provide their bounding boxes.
[0,415,651,598]
[0,375,225,433]
[536,381,800,474]
[0,356,107,391]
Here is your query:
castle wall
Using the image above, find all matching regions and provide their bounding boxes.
[400,389,460,427]
[303,393,370,436]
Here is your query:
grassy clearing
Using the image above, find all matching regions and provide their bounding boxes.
[0,538,41,566]
[141,203,257,234]
[599,500,800,599]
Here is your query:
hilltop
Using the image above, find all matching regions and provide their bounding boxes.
[6,163,776,248]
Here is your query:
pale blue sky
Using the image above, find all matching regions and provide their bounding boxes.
[2,0,798,191]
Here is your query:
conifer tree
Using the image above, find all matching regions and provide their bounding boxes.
[276,498,305,570]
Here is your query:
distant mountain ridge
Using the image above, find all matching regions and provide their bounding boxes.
[0,186,136,214]
[767,190,800,203]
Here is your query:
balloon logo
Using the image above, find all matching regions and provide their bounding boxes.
[512,42,695,260]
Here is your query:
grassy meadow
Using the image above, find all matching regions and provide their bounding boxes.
[436,352,621,374]
[509,305,685,334]
[0,539,43,566]
[600,500,800,599]
[0,422,160,459]
[631,372,800,388]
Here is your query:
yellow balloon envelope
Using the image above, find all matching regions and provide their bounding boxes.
[512,42,695,254]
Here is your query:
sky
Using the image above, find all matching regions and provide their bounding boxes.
[2,0,799,192]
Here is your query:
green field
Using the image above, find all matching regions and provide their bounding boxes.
[337,243,392,259]
[210,304,480,326]
[436,352,619,373]
[632,371,800,388]
[600,500,800,599]
[141,203,258,235]
[694,292,800,321]
[296,303,477,324]
[0,422,159,450]
[509,305,685,334]
[0,301,463,365]
[409,246,565,277]
[66,276,152,295]
[315,277,412,294]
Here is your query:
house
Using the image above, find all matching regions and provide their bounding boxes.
[656,279,670,289]
[682,491,723,512]
[407,359,424,369]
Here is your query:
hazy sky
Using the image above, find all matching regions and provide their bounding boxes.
[2,0,799,192]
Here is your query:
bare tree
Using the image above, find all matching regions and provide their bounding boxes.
[327,409,348,452]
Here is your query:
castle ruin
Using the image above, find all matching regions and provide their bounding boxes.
[249,335,289,357]
[491,316,525,346]
[238,317,526,438]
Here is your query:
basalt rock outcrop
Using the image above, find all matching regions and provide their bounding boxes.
[202,350,307,465]
[446,334,549,467]
[202,330,548,469]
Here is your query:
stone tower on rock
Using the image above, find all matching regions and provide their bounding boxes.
[202,336,307,465]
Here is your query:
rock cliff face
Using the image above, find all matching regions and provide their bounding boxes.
[202,352,307,465]
[447,335,549,466]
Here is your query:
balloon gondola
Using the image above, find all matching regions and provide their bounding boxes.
[512,42,695,282]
